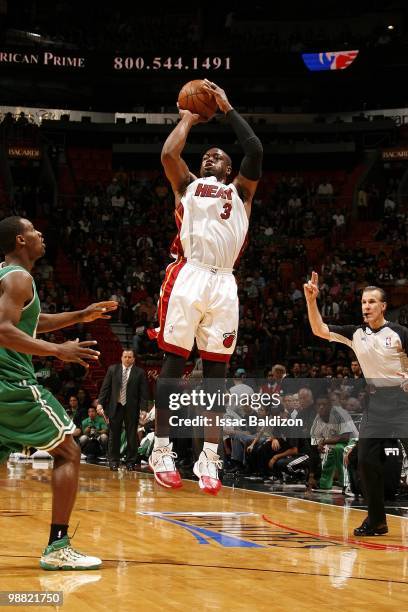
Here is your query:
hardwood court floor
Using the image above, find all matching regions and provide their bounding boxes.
[0,461,407,611]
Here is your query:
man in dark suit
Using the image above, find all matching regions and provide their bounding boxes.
[97,348,148,471]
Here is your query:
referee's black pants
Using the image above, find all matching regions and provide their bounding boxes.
[358,437,408,527]
[359,389,408,527]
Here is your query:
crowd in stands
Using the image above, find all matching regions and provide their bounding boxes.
[33,334,408,496]
[221,367,363,490]
[35,167,406,492]
[1,161,404,490]
[4,152,407,381]
[0,111,38,138]
[167,363,408,495]
[47,157,408,491]
[53,165,395,378]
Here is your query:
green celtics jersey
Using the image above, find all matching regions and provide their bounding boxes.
[0,264,40,383]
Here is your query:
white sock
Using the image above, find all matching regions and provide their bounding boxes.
[154,436,170,450]
[203,442,219,455]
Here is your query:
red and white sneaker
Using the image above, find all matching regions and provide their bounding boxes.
[193,449,222,496]
[149,443,183,489]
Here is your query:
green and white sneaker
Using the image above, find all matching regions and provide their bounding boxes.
[40,536,102,571]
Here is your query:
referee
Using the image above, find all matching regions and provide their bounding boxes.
[304,271,408,536]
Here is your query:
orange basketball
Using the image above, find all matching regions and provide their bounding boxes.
[178,80,218,120]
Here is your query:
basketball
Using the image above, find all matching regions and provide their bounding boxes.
[178,79,218,120]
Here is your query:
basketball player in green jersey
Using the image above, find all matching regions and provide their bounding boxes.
[0,216,117,570]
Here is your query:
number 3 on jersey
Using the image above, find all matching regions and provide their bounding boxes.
[220,201,232,220]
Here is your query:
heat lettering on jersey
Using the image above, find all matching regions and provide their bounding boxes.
[195,183,233,200]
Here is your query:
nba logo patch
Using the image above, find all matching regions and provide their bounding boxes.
[385,336,392,347]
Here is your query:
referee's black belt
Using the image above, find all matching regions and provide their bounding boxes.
[368,386,403,394]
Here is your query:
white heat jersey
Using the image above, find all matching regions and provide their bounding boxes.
[173,176,248,268]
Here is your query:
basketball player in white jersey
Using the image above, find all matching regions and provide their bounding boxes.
[148,80,263,494]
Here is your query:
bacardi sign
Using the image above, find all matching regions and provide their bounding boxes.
[382,148,408,160]
[8,146,41,159]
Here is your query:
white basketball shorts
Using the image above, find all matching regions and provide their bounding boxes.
[147,260,238,361]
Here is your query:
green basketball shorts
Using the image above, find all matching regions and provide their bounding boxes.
[0,380,75,463]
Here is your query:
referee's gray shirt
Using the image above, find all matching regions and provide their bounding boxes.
[328,322,408,387]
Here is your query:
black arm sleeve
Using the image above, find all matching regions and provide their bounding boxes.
[225,109,263,180]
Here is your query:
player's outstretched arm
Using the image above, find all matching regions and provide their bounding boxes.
[203,80,263,213]
[37,301,118,334]
[161,108,202,199]
[303,271,330,340]
[0,272,100,367]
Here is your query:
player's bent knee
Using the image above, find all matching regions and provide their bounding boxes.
[50,434,81,463]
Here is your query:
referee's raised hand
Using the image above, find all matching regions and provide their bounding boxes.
[303,271,319,303]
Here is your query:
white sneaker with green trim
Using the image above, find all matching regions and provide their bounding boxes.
[40,536,102,570]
